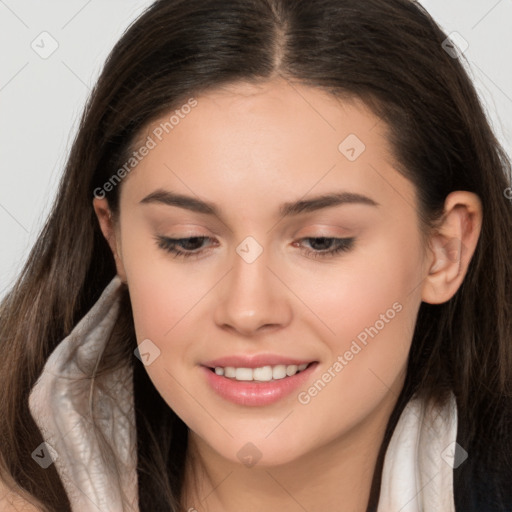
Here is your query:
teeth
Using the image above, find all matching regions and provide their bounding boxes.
[224,367,236,378]
[272,365,287,380]
[253,366,273,381]
[286,364,298,376]
[235,368,253,381]
[213,363,310,382]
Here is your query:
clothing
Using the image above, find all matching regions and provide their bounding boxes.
[28,275,458,512]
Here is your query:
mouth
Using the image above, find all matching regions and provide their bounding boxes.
[201,360,319,407]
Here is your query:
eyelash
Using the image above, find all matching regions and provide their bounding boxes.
[155,235,355,260]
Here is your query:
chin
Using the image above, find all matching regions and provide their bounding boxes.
[206,434,310,469]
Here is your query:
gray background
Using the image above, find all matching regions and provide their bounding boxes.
[1,0,511,299]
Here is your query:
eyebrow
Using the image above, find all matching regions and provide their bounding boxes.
[140,189,379,217]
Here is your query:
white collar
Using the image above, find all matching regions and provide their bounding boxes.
[28,276,457,512]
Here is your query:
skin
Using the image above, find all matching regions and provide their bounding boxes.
[94,77,482,512]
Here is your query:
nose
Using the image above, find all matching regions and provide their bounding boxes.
[213,243,293,337]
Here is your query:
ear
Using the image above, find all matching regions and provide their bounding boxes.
[421,191,483,304]
[92,197,127,282]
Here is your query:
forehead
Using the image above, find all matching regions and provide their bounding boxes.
[120,78,417,220]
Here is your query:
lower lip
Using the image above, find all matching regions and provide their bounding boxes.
[201,363,318,407]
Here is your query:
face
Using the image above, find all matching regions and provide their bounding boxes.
[97,78,433,467]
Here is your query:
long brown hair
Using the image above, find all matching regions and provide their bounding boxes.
[1,0,511,510]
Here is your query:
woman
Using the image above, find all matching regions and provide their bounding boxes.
[1,0,511,510]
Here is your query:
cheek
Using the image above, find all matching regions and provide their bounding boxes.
[291,230,422,408]
[291,227,422,348]
[119,220,209,340]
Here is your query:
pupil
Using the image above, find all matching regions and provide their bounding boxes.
[182,237,203,250]
[311,237,331,250]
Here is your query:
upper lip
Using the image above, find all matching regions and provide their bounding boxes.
[203,354,316,369]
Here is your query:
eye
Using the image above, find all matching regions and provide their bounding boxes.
[155,235,216,259]
[294,237,355,259]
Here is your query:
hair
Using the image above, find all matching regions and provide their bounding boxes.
[1,0,511,510]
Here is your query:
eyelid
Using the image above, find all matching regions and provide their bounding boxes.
[294,223,355,237]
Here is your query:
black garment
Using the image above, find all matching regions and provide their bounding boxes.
[453,442,512,512]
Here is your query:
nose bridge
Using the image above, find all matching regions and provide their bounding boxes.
[213,235,292,334]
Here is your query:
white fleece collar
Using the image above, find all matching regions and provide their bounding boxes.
[28,275,457,512]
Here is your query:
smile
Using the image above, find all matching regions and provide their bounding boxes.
[211,363,310,381]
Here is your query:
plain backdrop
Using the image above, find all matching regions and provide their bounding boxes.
[1,0,511,299]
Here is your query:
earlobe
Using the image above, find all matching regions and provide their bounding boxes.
[92,197,127,282]
[421,191,482,305]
